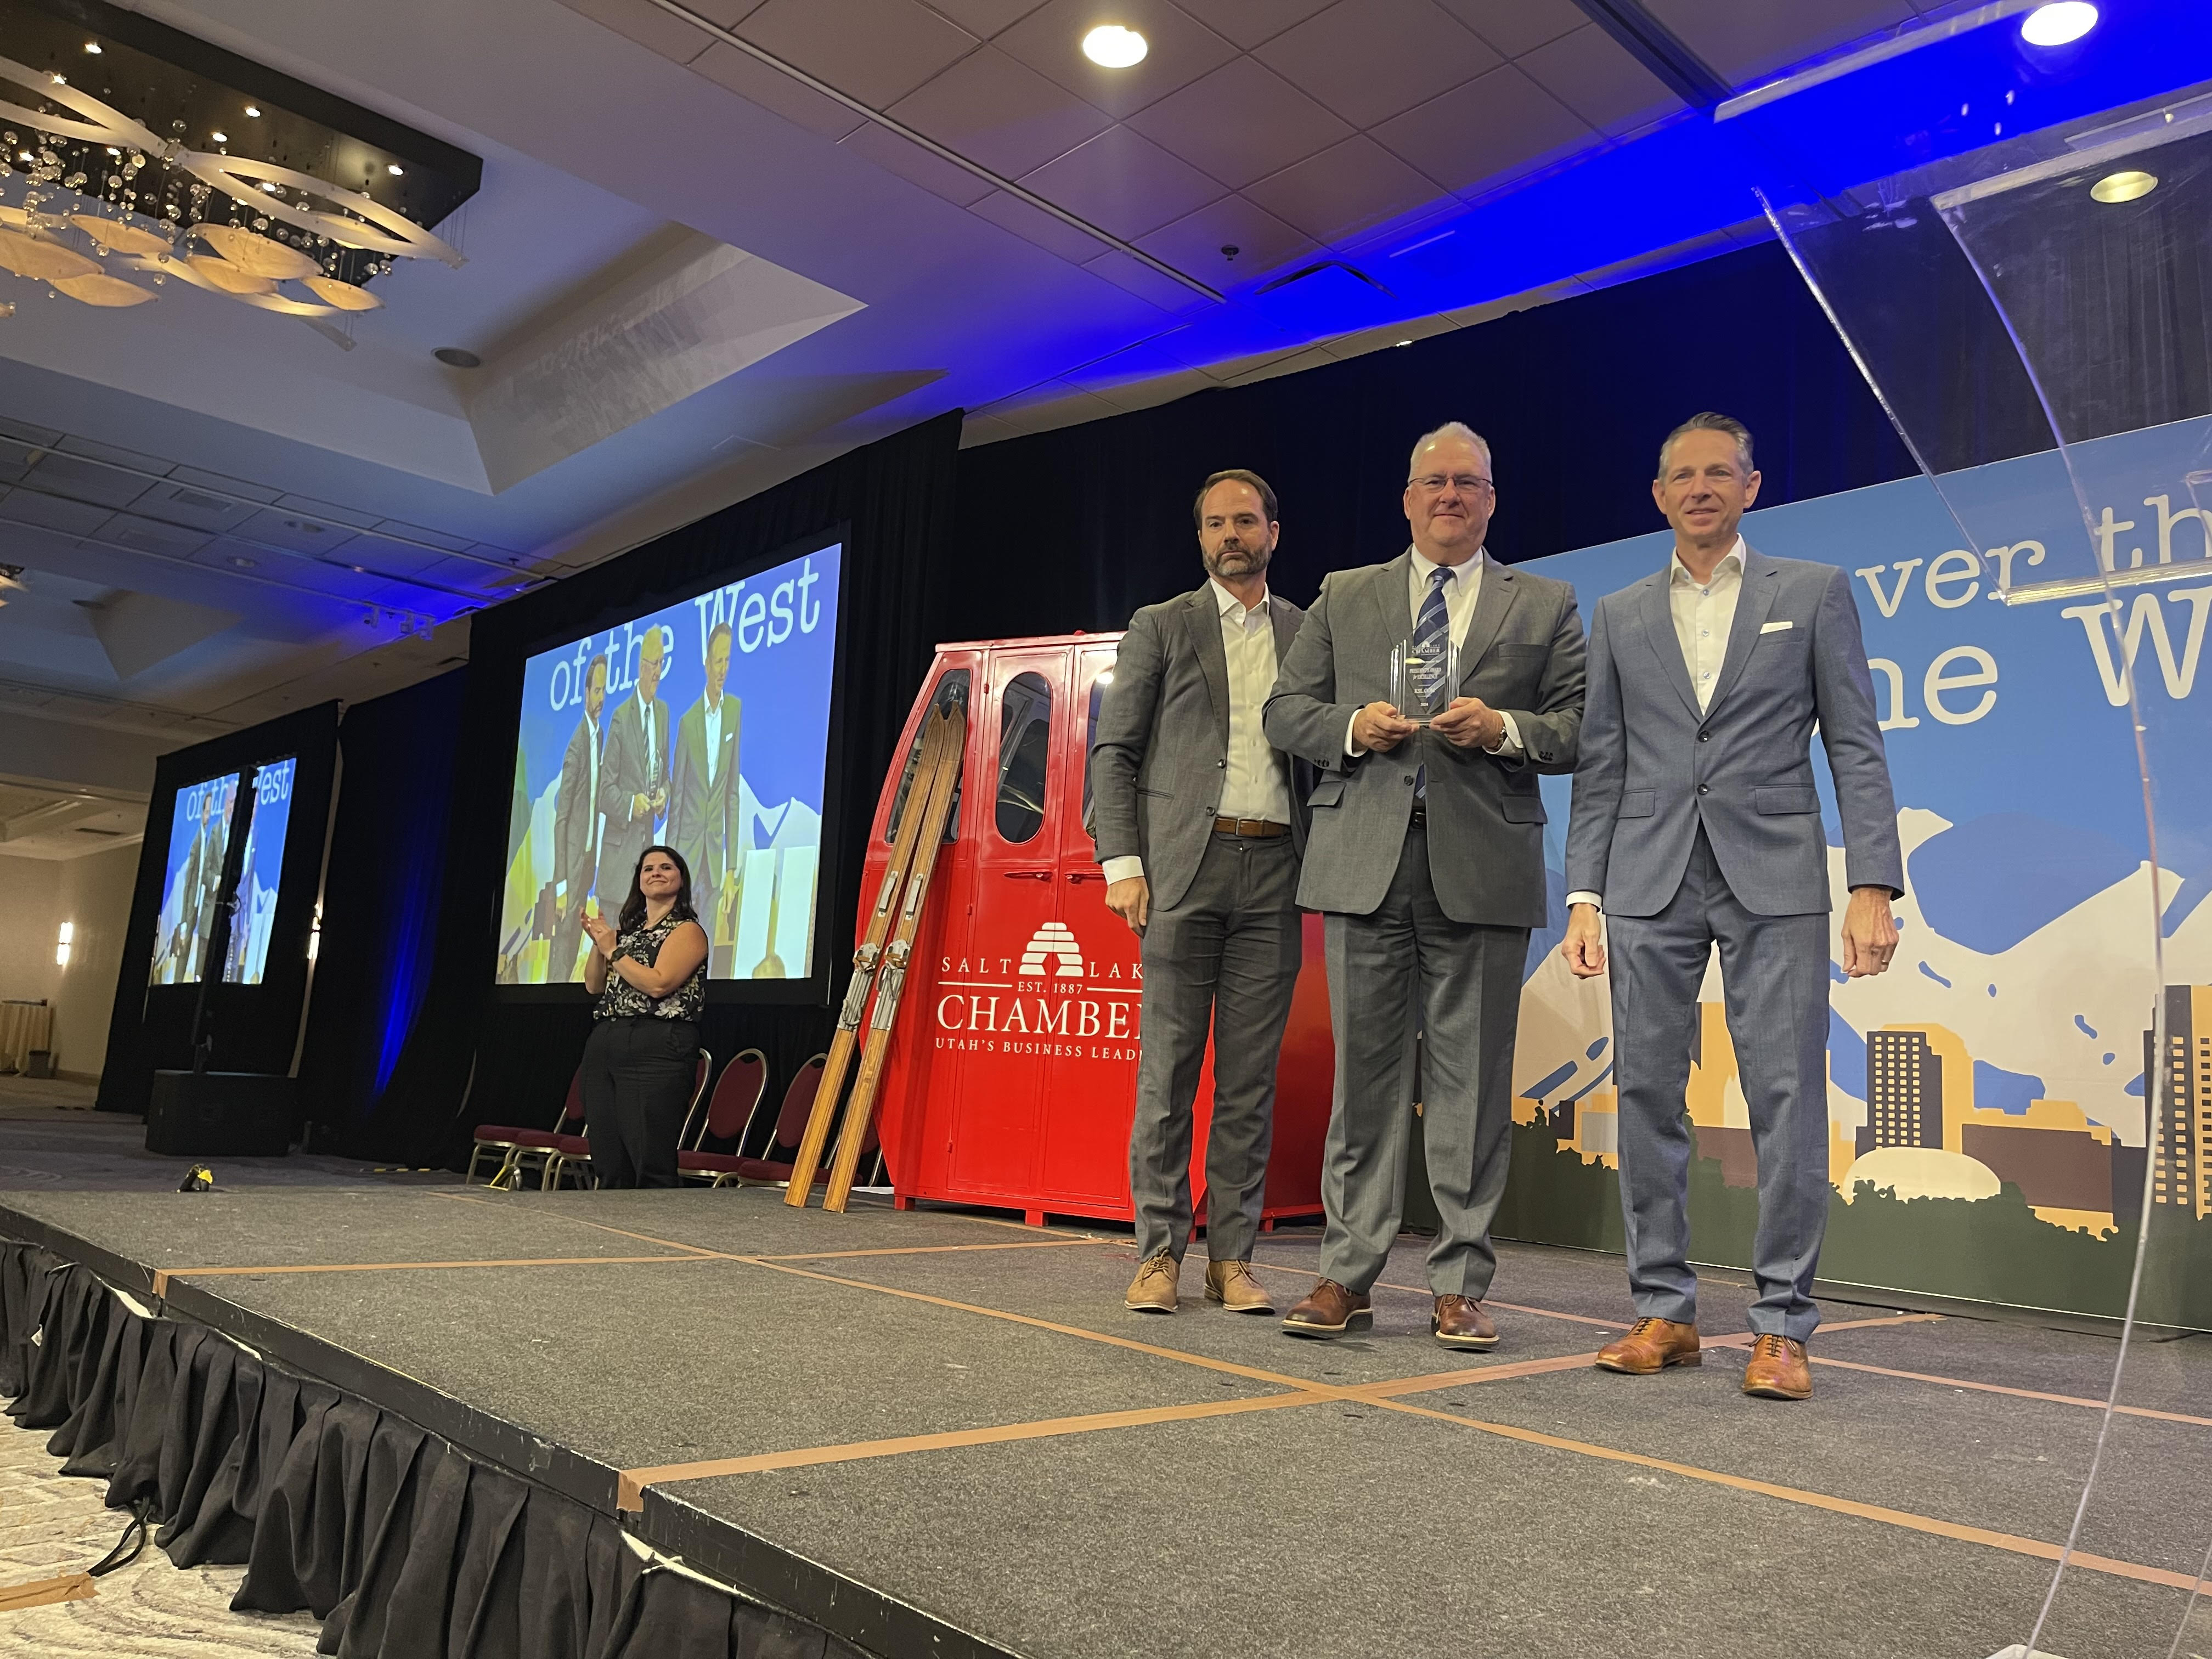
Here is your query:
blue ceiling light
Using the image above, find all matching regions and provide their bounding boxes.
[2021,3,2099,47]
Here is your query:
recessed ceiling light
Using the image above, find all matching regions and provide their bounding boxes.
[1395,338,1413,347]
[83,41,100,53]
[228,554,258,569]
[2021,3,2097,46]
[1081,25,1147,67]
[387,163,403,176]
[210,130,227,143]
[2090,169,2156,203]
[434,346,481,368]
[244,104,261,117]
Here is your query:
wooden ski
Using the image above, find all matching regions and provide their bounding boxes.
[783,705,955,1205]
[821,698,967,1212]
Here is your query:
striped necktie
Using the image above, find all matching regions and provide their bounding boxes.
[1414,566,1451,799]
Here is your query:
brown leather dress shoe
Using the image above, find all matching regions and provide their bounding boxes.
[1594,1317,1702,1374]
[1124,1251,1180,1314]
[1281,1278,1370,1339]
[1204,1260,1276,1314]
[1432,1295,1498,1350]
[1741,1333,1813,1400]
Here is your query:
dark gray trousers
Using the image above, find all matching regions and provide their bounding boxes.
[1128,832,1300,1263]
[1320,821,1526,1298]
[1608,828,1832,1341]
[582,1016,698,1189]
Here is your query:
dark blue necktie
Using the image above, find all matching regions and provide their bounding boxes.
[1414,566,1451,799]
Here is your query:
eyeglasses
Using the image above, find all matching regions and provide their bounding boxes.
[1408,473,1494,495]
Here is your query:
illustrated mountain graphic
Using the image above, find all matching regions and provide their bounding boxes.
[1019,921,1084,978]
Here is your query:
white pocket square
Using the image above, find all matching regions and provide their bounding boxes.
[1760,619,1794,634]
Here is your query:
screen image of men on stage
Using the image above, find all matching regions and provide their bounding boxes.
[221,757,298,986]
[150,772,240,987]
[497,543,841,986]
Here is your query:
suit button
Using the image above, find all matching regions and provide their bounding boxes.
[1697,784,1710,795]
[1216,759,1227,768]
[1403,774,1415,785]
[1697,731,1711,743]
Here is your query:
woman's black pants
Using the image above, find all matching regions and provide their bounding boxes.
[580,1017,697,1188]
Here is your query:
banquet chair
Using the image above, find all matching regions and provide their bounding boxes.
[675,1048,769,1185]
[685,1053,827,1189]
[468,1070,580,1188]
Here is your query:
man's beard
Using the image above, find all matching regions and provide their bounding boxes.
[1206,542,1267,577]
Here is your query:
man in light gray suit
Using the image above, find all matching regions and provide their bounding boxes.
[599,625,672,908]
[670,621,741,973]
[1093,470,1306,1318]
[1265,423,1584,1350]
[1562,412,1901,1401]
[552,653,608,981]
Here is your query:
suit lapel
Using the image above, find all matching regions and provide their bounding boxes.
[1267,592,1299,663]
[1703,548,1781,716]
[1183,587,1230,748]
[1369,551,1415,644]
[1455,560,1517,687]
[1638,572,1702,720]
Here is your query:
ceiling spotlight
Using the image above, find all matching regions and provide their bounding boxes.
[244,104,261,117]
[387,163,403,176]
[1081,25,1148,67]
[228,554,258,569]
[434,346,481,368]
[211,129,227,142]
[2090,168,2157,203]
[83,41,101,53]
[259,180,278,192]
[2021,2,2097,46]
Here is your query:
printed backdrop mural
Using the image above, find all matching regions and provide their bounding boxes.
[1500,414,2212,1327]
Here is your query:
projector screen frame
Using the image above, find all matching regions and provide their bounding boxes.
[493,523,855,1009]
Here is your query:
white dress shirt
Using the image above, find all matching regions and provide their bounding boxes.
[1567,537,1745,911]
[1102,580,1290,888]
[1346,547,1523,757]
[703,695,724,787]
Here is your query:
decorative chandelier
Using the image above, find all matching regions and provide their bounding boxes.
[0,0,477,329]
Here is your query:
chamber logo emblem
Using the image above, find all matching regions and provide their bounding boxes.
[1019,921,1084,978]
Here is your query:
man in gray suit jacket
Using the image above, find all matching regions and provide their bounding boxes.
[1093,470,1306,1317]
[1265,424,1585,1350]
[1562,413,1902,1401]
[670,621,741,973]
[552,653,608,981]
[599,625,673,909]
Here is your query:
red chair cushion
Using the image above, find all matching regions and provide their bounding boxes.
[473,1125,540,1143]
[678,1150,745,1174]
[551,1133,592,1155]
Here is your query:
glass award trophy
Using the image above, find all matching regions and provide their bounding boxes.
[1387,634,1459,726]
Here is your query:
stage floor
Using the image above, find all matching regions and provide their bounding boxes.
[1,1183,2202,1659]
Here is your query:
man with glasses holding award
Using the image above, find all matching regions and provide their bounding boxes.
[1265,423,1585,1348]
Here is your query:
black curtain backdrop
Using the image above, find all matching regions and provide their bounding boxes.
[306,412,964,1164]
[953,241,1916,636]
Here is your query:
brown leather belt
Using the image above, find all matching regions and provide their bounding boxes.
[1214,816,1290,838]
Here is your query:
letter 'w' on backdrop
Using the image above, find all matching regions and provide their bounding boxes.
[1496,15,2212,1656]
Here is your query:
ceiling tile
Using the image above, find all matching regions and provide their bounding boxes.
[684,0,770,22]
[994,0,1239,119]
[1254,0,1500,131]
[98,515,214,560]
[1017,126,1226,241]
[1242,135,1442,244]
[1373,64,1593,196]
[1641,0,1915,91]
[888,46,1113,178]
[737,0,981,109]
[557,0,712,65]
[236,508,361,557]
[692,42,869,139]
[0,492,117,537]
[1081,249,1210,312]
[967,189,1113,262]
[166,467,280,505]
[920,0,1049,37]
[1223,345,1334,386]
[1136,194,1317,287]
[1433,0,1585,59]
[1516,23,1683,139]
[838,122,996,205]
[1169,0,1335,50]
[1125,57,1352,190]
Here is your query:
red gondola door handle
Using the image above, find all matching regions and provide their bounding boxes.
[1065,871,1101,883]
[1002,870,1053,880]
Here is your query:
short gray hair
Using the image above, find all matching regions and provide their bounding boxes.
[1657,412,1754,479]
[1408,421,1492,479]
